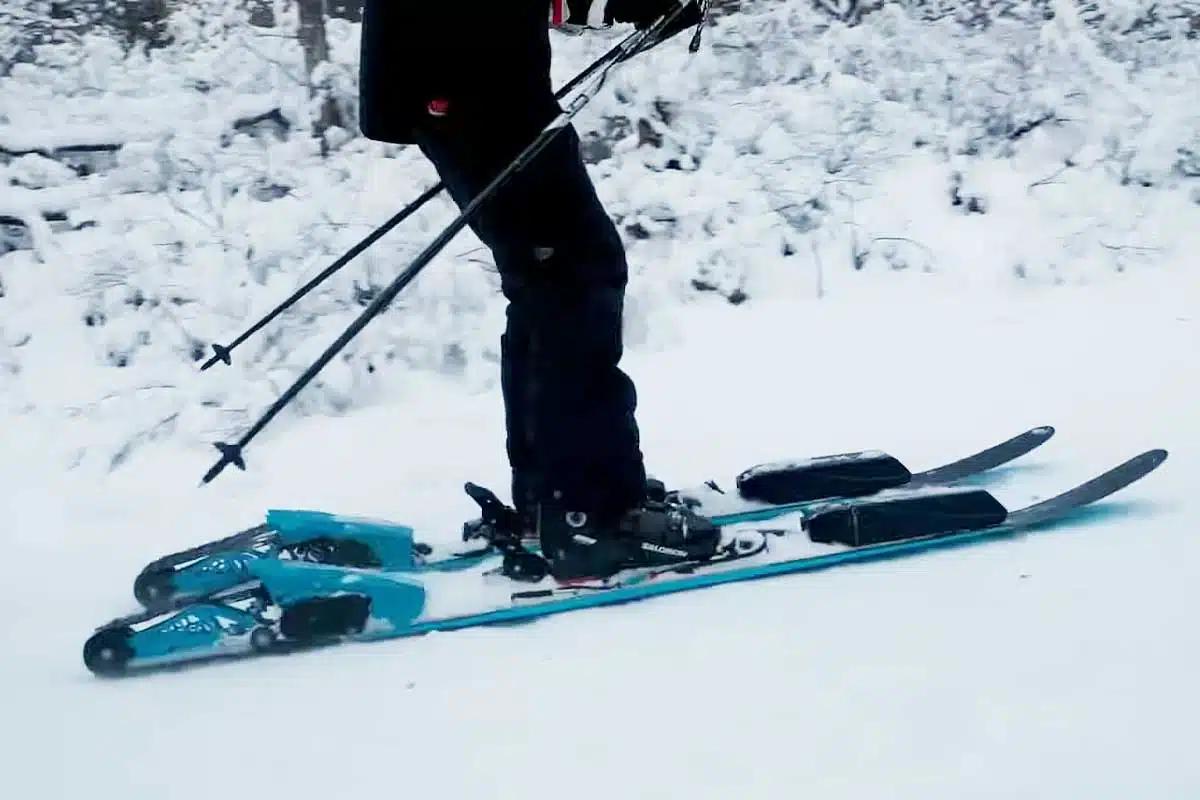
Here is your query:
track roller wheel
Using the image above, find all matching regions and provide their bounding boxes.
[279,595,371,641]
[133,569,175,609]
[503,551,549,583]
[249,626,278,653]
[83,627,135,676]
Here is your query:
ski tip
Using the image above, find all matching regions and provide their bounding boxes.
[1099,448,1169,488]
[1140,448,1169,469]
[1030,426,1056,439]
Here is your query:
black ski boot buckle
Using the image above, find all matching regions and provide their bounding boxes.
[462,483,524,545]
[462,483,548,583]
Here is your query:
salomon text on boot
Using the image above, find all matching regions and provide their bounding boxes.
[538,485,721,581]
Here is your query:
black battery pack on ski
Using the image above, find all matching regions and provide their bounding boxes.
[803,488,1008,547]
[737,451,911,505]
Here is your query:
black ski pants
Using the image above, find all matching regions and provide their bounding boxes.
[416,115,646,521]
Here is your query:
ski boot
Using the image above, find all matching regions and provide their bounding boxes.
[538,479,722,581]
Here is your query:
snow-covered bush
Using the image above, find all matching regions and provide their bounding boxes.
[584,0,1197,295]
[1,1,178,74]
[0,0,1196,471]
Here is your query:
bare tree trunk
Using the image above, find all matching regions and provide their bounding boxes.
[113,0,173,51]
[246,0,276,28]
[297,0,343,154]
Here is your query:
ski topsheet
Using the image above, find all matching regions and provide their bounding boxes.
[84,447,1166,677]
[130,426,1057,609]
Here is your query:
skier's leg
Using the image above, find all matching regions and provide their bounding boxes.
[417,120,646,522]
[406,8,719,579]
[501,207,647,520]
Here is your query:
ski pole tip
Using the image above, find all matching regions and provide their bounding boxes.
[200,442,246,485]
[215,442,246,470]
[200,343,233,372]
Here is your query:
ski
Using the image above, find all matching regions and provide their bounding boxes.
[130,425,1056,609]
[83,447,1164,677]
[908,425,1056,487]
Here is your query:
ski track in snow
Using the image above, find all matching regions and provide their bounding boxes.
[2,268,1198,799]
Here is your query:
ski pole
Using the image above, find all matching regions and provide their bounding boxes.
[201,3,695,485]
[199,32,641,373]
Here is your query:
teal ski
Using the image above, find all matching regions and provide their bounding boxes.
[84,448,1164,677]
[130,426,1056,609]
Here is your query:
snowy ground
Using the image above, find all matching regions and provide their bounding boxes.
[3,263,1197,798]
[3,2,1199,796]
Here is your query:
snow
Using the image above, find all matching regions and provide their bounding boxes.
[5,272,1198,799]
[2,1,1200,798]
[0,124,136,154]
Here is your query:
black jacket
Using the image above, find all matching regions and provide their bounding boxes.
[359,0,559,144]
